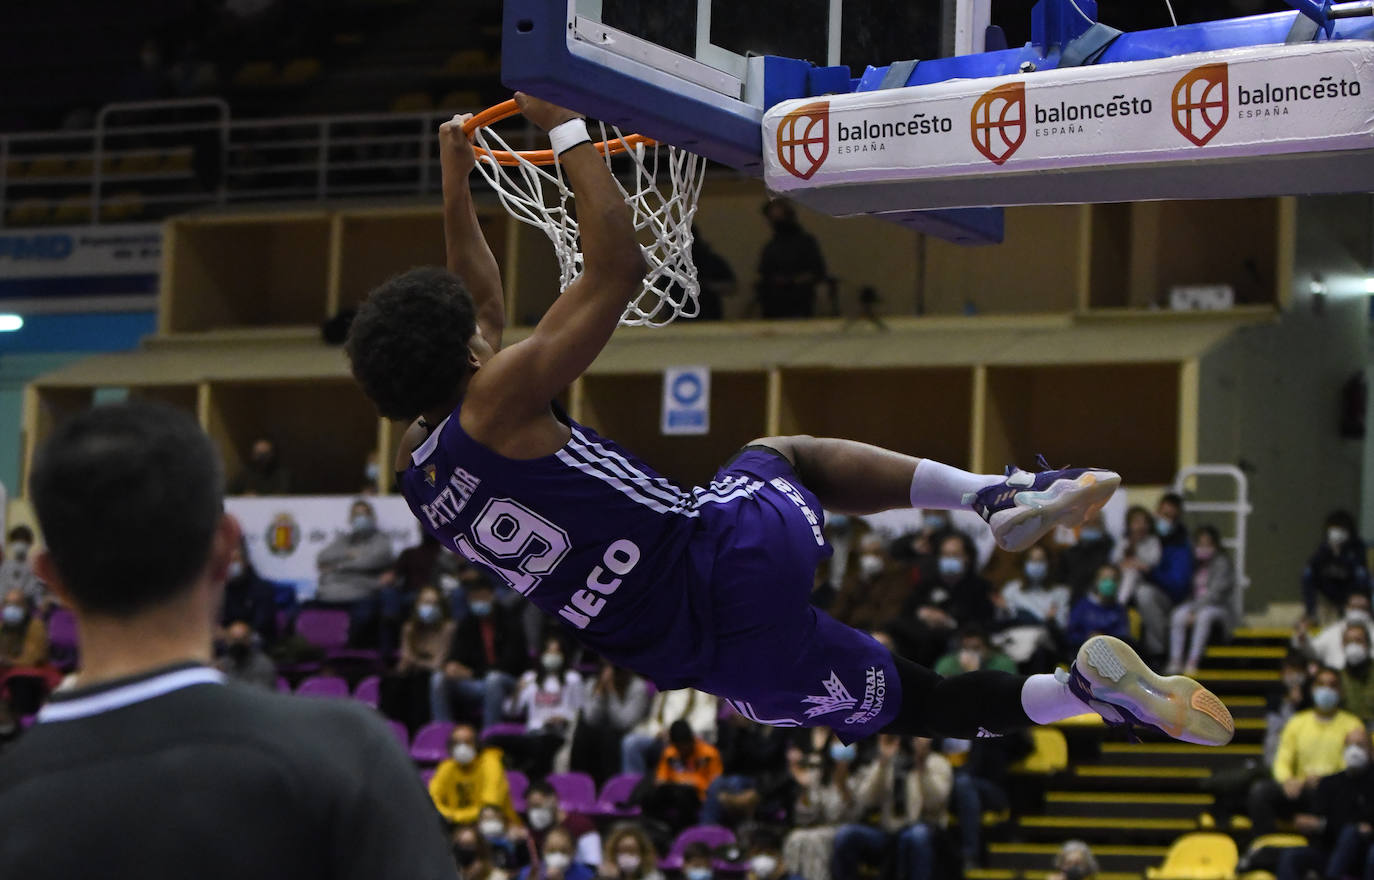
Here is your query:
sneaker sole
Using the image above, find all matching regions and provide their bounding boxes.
[1077,635,1235,746]
[988,469,1121,553]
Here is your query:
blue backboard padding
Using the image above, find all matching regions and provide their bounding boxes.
[1032,0,1098,53]
[763,56,813,115]
[807,66,855,99]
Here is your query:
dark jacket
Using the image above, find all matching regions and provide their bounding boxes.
[1067,596,1130,649]
[443,604,528,677]
[1309,764,1374,849]
[1303,539,1371,616]
[902,569,996,629]
[222,569,281,643]
[1150,526,1194,604]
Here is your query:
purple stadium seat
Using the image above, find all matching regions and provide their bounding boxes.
[46,608,79,670]
[547,771,597,812]
[353,675,380,708]
[480,722,526,742]
[295,675,349,699]
[506,769,530,812]
[410,721,455,763]
[294,609,350,651]
[387,720,410,749]
[660,826,737,870]
[589,773,641,816]
[276,676,292,693]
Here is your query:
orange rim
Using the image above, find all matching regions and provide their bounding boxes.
[461,99,657,167]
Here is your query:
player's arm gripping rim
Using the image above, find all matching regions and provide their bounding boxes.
[439,114,505,351]
[460,93,648,456]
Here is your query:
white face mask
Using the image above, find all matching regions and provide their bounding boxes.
[750,855,779,877]
[1347,609,1372,625]
[1344,744,1370,770]
[545,853,572,873]
[617,854,642,873]
[528,805,555,830]
[1345,642,1370,666]
[479,818,506,840]
[1329,527,1350,547]
[859,554,884,578]
[451,743,476,765]
[227,560,245,580]
[7,541,30,562]
[541,652,563,672]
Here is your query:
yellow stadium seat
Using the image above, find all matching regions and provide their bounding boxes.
[52,195,92,223]
[390,92,434,113]
[26,156,71,178]
[1146,832,1238,880]
[5,159,29,178]
[1010,727,1068,775]
[101,191,145,222]
[1129,607,1142,642]
[7,198,52,226]
[280,57,321,85]
[233,61,278,87]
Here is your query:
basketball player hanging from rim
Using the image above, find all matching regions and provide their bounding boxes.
[345,93,1235,747]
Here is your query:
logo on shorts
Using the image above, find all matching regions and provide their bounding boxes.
[265,513,300,557]
[802,671,858,718]
[844,667,888,726]
[1172,63,1229,146]
[777,101,831,180]
[970,82,1027,165]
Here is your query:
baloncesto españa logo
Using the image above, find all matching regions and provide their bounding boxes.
[776,100,830,180]
[970,82,1027,165]
[1172,63,1230,146]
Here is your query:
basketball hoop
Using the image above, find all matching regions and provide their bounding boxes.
[462,100,705,328]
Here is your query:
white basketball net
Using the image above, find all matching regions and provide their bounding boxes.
[470,121,706,327]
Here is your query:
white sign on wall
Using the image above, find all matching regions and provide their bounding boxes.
[0,223,162,309]
[661,365,710,435]
[226,495,422,600]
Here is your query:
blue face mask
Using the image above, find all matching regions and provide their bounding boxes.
[1,605,25,626]
[469,600,492,617]
[687,869,713,880]
[1080,527,1104,543]
[827,513,851,530]
[351,514,374,533]
[938,556,965,578]
[829,742,858,762]
[1313,686,1341,712]
[1024,560,1048,582]
[1156,518,1173,537]
[416,603,440,624]
[924,513,948,533]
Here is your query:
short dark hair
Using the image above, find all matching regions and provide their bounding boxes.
[1195,524,1222,547]
[7,525,33,543]
[1326,510,1357,531]
[527,781,557,799]
[345,266,478,421]
[1159,493,1184,510]
[29,402,224,616]
[682,842,713,862]
[669,719,694,745]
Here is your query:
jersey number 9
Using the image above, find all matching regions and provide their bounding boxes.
[457,498,572,595]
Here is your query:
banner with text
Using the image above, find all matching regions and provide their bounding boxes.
[0,223,162,309]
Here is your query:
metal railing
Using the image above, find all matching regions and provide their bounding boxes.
[1,98,540,227]
[1173,463,1253,616]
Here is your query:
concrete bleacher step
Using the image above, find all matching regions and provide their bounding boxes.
[987,843,1167,875]
[1066,764,1211,791]
[1230,627,1292,645]
[1018,815,1197,844]
[1202,645,1289,669]
[1042,791,1214,820]
[1092,742,1262,768]
[1221,695,1268,720]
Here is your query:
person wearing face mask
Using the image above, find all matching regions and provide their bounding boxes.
[754,200,827,319]
[452,825,498,880]
[1273,726,1374,880]
[0,587,59,733]
[227,436,292,496]
[1165,526,1237,676]
[679,843,717,880]
[522,781,602,868]
[214,619,276,689]
[784,731,863,880]
[1248,667,1366,834]
[1059,514,1116,597]
[998,544,1072,672]
[1133,494,1194,663]
[647,720,724,830]
[476,804,533,873]
[506,636,585,778]
[381,584,455,732]
[830,533,917,643]
[599,826,662,880]
[384,532,464,615]
[220,538,281,646]
[0,525,47,610]
[746,830,801,880]
[1301,510,1370,623]
[432,576,528,728]
[430,722,520,828]
[313,499,397,649]
[520,827,594,880]
[1337,625,1374,723]
[935,627,1016,678]
[1116,506,1163,607]
[892,533,994,667]
[1067,565,1131,651]
[1296,594,1374,670]
[1046,840,1098,880]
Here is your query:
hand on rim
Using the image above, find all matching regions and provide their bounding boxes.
[439,113,477,176]
[514,91,583,133]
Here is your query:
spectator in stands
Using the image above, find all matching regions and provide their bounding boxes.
[431,575,528,728]
[998,544,1070,672]
[681,842,716,880]
[430,722,520,827]
[895,532,995,667]
[314,498,396,648]
[520,826,594,880]
[832,735,952,880]
[755,200,827,319]
[1302,510,1370,622]
[1248,666,1367,834]
[0,588,56,731]
[1117,506,1162,607]
[386,531,463,601]
[890,511,954,568]
[1135,494,1193,662]
[1267,652,1313,764]
[1045,840,1099,880]
[1339,624,1374,722]
[363,449,381,495]
[934,626,1017,677]
[831,532,915,633]
[682,226,737,321]
[524,780,602,867]
[952,731,1032,870]
[508,636,584,778]
[784,731,861,880]
[1297,593,1374,669]
[1067,565,1131,651]
[0,525,45,609]
[452,824,500,880]
[646,719,723,829]
[1059,514,1115,597]
[1277,725,1374,880]
[621,687,718,776]
[228,435,292,495]
[479,803,532,874]
[222,537,280,645]
[574,661,650,783]
[704,709,795,828]
[747,828,802,880]
[382,583,455,733]
[599,825,662,880]
[215,619,276,689]
[1166,525,1237,675]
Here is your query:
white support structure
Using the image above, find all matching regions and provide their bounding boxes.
[1173,464,1253,617]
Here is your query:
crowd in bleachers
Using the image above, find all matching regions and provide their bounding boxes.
[5,495,1374,880]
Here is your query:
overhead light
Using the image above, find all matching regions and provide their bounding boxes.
[0,314,22,332]
[1365,277,1374,294]
[1310,274,1327,296]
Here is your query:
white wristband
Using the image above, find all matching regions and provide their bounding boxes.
[549,118,591,158]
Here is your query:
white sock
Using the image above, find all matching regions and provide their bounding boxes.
[1021,672,1092,724]
[909,459,1003,510]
